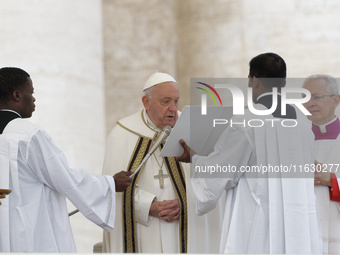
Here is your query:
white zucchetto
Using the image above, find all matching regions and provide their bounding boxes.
[143,72,177,91]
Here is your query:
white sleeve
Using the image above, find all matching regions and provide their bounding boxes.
[26,130,116,232]
[134,187,156,226]
[102,126,156,226]
[191,125,253,215]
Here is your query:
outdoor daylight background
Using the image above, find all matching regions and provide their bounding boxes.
[1,0,340,252]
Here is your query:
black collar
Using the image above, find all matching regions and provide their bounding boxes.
[0,111,21,134]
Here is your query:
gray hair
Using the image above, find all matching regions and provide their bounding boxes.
[143,85,156,99]
[303,74,339,95]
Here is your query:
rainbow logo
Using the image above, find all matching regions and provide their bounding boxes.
[196,82,223,106]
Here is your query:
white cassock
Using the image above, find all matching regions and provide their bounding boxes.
[312,117,340,254]
[0,118,116,252]
[102,110,224,253]
[191,105,322,254]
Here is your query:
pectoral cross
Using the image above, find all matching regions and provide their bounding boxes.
[154,169,169,189]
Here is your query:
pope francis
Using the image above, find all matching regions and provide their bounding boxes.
[102,72,224,253]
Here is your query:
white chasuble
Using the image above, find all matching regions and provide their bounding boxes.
[0,118,116,252]
[102,110,224,253]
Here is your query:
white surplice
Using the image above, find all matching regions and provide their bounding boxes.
[313,119,340,254]
[0,141,11,251]
[191,105,322,254]
[102,110,224,253]
[0,118,116,252]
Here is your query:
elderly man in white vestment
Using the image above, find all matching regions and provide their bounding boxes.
[102,72,224,253]
[177,53,322,254]
[0,67,132,252]
[303,74,340,254]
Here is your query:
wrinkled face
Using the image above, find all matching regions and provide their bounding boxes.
[19,77,36,118]
[143,81,179,129]
[303,78,339,125]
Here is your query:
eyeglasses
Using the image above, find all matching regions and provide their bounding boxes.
[310,94,335,101]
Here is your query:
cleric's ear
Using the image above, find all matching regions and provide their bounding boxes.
[11,90,21,102]
[332,94,340,109]
[251,76,261,89]
[142,95,151,111]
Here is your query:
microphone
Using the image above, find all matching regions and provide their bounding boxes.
[69,125,171,217]
[130,125,171,178]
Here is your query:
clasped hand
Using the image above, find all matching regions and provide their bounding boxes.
[149,199,180,223]
[314,161,332,187]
